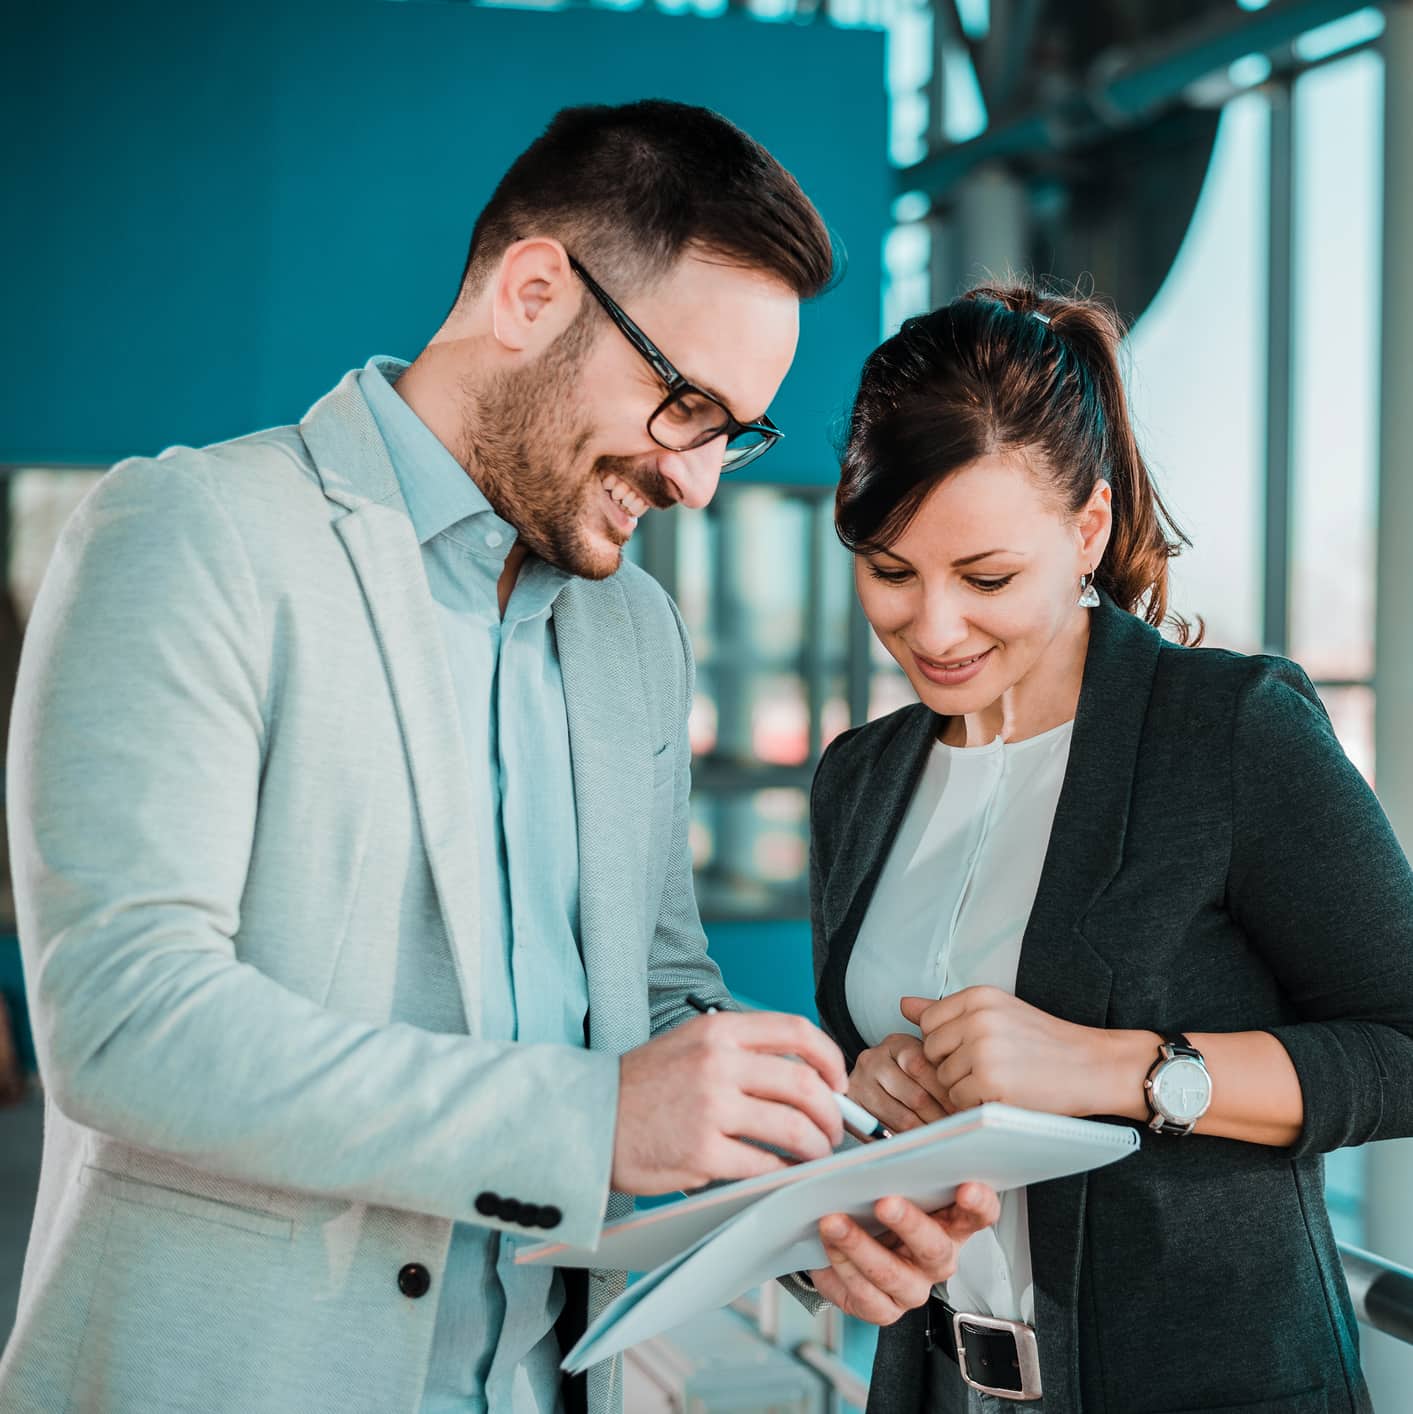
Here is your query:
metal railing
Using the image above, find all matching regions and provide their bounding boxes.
[1340,1242,1413,1347]
[728,1242,1413,1412]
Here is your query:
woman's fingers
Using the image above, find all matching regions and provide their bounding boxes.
[937,1182,1003,1240]
[934,1047,973,1099]
[877,1060,948,1124]
[849,1073,930,1135]
[848,1034,949,1132]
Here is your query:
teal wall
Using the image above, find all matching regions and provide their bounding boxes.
[2,0,886,485]
[705,919,818,1019]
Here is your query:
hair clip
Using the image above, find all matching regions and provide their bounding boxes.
[1031,309,1052,326]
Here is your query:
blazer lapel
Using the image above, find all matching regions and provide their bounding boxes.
[1017,593,1163,1414]
[816,704,938,1062]
[300,371,484,1033]
[553,578,654,1051]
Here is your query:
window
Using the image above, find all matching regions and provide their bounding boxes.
[1290,51,1384,787]
[1126,91,1270,655]
[635,484,870,919]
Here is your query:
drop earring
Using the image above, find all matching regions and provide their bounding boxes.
[1078,571,1100,609]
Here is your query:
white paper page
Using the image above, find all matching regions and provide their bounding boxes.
[562,1107,1139,1372]
[564,1221,724,1356]
[524,1105,1136,1274]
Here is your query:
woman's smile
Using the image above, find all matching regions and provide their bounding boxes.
[908,645,996,686]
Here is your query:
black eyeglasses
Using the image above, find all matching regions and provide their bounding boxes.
[568,255,782,473]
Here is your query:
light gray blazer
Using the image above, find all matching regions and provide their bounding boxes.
[0,369,732,1414]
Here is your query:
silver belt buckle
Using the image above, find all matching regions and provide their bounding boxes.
[953,1310,1044,1402]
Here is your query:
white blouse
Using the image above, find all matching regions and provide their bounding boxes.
[844,719,1075,1324]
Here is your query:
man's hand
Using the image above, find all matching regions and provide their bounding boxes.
[902,987,1110,1117]
[612,1011,847,1194]
[807,1183,1001,1324]
[848,1032,952,1133]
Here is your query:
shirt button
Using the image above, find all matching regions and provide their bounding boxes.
[484,530,504,549]
[397,1263,432,1299]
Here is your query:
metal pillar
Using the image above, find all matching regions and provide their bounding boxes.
[1263,81,1295,656]
[1365,5,1413,1406]
[955,164,1030,290]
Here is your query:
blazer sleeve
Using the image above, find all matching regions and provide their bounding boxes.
[9,458,620,1249]
[1227,659,1413,1157]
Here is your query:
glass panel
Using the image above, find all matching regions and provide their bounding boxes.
[692,788,810,918]
[659,483,876,913]
[869,668,917,721]
[720,488,810,662]
[673,500,714,655]
[688,671,719,756]
[883,222,933,337]
[820,504,856,656]
[1289,52,1384,681]
[1126,92,1269,653]
[749,671,810,767]
[1317,684,1375,787]
[886,0,933,166]
[7,469,106,625]
[689,794,715,873]
[1324,1144,1367,1247]
[822,684,852,751]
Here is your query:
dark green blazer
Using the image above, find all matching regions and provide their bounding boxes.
[810,595,1413,1414]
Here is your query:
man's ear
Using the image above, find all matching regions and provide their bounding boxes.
[490,238,582,353]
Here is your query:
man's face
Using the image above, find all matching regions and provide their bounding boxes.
[467,250,800,580]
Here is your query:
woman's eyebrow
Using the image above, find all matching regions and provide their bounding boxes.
[952,548,1020,567]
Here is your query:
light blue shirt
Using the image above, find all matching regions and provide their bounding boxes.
[358,358,590,1414]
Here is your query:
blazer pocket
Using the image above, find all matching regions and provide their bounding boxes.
[79,1164,295,1241]
[651,746,675,804]
[1150,1385,1326,1414]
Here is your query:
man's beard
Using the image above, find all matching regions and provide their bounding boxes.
[459,322,671,581]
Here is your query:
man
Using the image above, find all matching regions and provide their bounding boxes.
[1,100,995,1414]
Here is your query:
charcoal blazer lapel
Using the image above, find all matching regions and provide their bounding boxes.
[815,705,937,1061]
[1014,594,1162,1414]
[812,594,1165,1412]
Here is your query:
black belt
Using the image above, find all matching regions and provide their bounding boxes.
[925,1293,1042,1401]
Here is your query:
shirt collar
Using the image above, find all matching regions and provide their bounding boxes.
[357,356,510,550]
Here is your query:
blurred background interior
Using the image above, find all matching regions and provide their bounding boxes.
[5,0,1413,1407]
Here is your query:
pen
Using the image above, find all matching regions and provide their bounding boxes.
[683,992,893,1142]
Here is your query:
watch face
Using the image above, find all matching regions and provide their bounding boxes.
[1154,1056,1212,1124]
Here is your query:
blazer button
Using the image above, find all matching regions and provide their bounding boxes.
[398,1263,432,1299]
[537,1205,562,1230]
[474,1192,500,1218]
[500,1198,525,1224]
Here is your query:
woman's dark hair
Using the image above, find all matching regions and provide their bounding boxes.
[836,280,1198,644]
[458,99,836,302]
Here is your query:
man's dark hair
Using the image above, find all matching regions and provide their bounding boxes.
[458,99,836,303]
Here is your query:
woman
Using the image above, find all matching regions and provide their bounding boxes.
[809,283,1413,1414]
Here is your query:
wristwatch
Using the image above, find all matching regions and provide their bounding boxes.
[1143,1035,1212,1135]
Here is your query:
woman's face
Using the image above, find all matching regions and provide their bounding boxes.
[854,452,1111,717]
